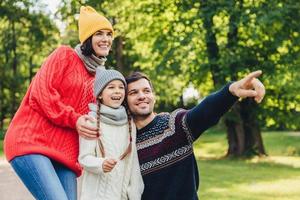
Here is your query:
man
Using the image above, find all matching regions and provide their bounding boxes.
[125,70,265,200]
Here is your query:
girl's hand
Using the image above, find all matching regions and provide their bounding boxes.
[102,158,117,173]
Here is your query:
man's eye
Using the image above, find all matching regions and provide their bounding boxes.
[129,92,136,95]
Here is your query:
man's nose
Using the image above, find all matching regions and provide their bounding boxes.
[137,92,146,99]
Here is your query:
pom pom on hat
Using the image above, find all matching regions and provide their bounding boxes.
[78,6,114,43]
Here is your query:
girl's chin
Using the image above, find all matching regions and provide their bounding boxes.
[106,102,123,108]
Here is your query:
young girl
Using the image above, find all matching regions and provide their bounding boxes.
[79,67,144,200]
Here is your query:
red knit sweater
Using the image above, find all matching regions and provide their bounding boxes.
[4,46,95,176]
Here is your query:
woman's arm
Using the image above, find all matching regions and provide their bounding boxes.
[28,46,81,128]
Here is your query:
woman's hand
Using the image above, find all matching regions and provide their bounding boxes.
[76,115,99,139]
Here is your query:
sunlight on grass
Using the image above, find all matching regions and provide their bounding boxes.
[249,156,300,168]
[203,177,300,200]
[237,177,300,194]
[194,141,227,158]
[196,131,300,200]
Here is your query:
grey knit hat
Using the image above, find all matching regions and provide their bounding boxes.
[94,67,126,97]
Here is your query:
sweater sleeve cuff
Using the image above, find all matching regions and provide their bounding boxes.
[70,112,81,129]
[223,82,239,104]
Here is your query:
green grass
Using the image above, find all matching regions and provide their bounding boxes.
[195,131,300,200]
[0,131,299,199]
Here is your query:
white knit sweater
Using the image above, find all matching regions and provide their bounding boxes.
[79,119,144,200]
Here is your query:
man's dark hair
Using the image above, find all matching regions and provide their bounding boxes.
[80,36,95,56]
[125,71,154,90]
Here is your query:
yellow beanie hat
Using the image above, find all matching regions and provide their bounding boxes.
[78,6,114,43]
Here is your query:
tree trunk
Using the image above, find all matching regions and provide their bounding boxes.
[29,55,34,82]
[201,0,266,157]
[0,81,3,130]
[115,36,124,72]
[225,0,266,157]
[240,99,266,155]
[225,101,266,157]
[11,21,18,117]
[225,103,245,156]
[200,0,224,87]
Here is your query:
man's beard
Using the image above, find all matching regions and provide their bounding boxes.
[130,110,152,118]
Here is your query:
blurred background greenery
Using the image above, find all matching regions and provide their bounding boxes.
[0,0,299,165]
[1,0,300,198]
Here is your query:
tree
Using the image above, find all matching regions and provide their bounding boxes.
[0,0,59,131]
[56,0,300,157]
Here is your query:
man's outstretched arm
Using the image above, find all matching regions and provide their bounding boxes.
[186,70,265,141]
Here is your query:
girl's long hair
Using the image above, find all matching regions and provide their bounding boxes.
[96,95,132,159]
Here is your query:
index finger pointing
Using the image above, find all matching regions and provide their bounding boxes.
[244,70,262,84]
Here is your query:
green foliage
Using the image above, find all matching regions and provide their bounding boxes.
[0,0,59,130]
[0,140,2,155]
[2,0,300,132]
[67,0,300,130]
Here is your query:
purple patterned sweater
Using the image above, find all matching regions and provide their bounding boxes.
[136,83,238,200]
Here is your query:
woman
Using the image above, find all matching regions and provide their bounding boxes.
[4,6,113,200]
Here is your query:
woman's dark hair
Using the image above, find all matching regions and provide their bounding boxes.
[80,36,95,56]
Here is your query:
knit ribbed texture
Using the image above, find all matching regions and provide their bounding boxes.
[79,119,144,200]
[78,6,114,43]
[4,46,96,176]
[74,44,107,74]
[137,84,237,200]
[94,68,126,97]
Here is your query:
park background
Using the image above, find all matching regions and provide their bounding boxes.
[0,0,300,199]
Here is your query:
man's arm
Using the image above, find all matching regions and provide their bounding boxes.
[186,83,237,140]
[186,70,265,140]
